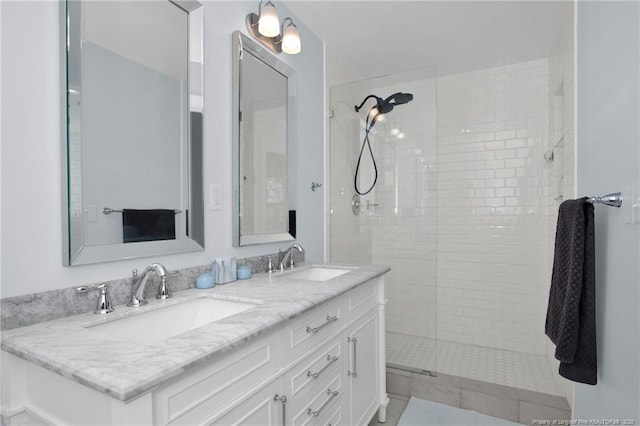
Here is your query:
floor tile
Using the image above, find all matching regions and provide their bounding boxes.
[387,371,411,397]
[517,389,571,410]
[410,374,462,408]
[369,395,408,426]
[387,332,562,396]
[461,389,519,423]
[462,378,519,400]
[519,401,571,425]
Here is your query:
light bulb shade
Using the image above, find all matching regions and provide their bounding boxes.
[282,23,301,54]
[258,2,280,37]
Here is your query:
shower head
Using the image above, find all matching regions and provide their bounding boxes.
[384,92,414,106]
[354,92,414,116]
[352,92,413,196]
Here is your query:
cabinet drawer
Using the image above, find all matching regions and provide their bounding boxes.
[281,299,345,365]
[283,338,343,400]
[208,379,282,426]
[346,279,378,324]
[289,373,343,426]
[153,331,281,425]
[316,399,344,426]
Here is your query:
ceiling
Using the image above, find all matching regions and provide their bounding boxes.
[285,1,573,82]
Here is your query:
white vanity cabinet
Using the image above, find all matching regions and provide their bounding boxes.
[1,275,388,426]
[209,277,386,426]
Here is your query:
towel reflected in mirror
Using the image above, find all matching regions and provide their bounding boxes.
[122,209,176,243]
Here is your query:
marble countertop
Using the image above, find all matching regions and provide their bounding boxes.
[1,264,389,402]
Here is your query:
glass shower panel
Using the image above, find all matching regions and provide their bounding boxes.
[329,67,438,373]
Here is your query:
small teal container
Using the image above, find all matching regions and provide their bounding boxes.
[237,265,252,280]
[195,272,215,289]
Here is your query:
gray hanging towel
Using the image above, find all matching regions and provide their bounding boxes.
[545,197,597,385]
[122,209,176,243]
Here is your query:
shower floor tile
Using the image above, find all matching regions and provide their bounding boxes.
[386,332,561,396]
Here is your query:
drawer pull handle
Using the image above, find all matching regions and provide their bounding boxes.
[306,315,338,334]
[307,389,339,417]
[307,354,339,379]
[348,336,358,378]
[274,394,287,426]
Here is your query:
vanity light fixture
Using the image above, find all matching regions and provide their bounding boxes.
[281,18,301,54]
[246,1,302,54]
[257,1,280,37]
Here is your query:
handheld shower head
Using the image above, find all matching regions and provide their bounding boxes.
[352,90,415,196]
[384,92,414,106]
[354,92,414,117]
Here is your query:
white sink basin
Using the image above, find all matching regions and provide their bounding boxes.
[279,266,353,282]
[88,297,260,345]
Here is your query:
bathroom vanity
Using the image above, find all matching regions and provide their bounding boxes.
[1,265,389,426]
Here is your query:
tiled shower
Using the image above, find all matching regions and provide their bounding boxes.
[328,29,575,404]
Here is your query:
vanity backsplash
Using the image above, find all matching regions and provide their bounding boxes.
[1,251,304,331]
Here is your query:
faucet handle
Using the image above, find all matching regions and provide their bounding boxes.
[76,283,115,314]
[266,256,274,273]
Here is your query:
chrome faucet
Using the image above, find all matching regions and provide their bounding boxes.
[127,263,171,307]
[279,244,304,271]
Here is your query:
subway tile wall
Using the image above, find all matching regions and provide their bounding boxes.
[241,107,288,235]
[328,84,374,265]
[370,78,438,338]
[436,59,551,355]
[68,91,84,254]
[329,60,558,356]
[329,73,439,338]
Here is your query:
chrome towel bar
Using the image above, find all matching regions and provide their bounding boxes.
[586,192,623,207]
[102,207,182,215]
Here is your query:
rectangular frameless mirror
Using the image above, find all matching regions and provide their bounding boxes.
[232,31,297,246]
[61,0,204,266]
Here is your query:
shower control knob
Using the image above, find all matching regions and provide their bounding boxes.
[352,194,361,215]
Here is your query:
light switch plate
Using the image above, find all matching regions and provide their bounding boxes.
[210,184,222,210]
[625,183,640,225]
[85,205,97,222]
[632,183,640,225]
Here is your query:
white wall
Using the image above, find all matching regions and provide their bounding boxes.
[545,7,575,406]
[574,1,640,419]
[0,0,3,303]
[0,1,324,299]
